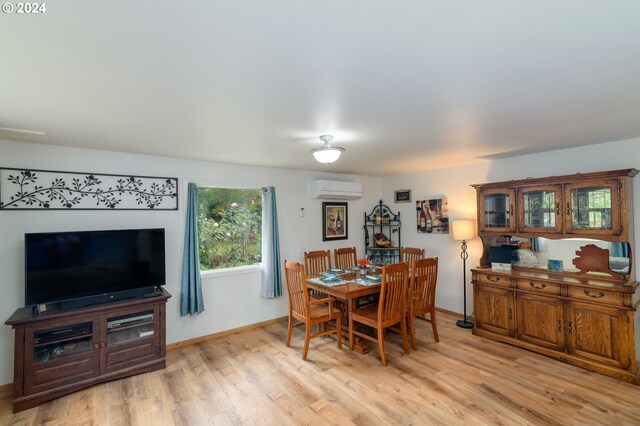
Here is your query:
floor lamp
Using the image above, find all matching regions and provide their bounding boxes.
[452,220,475,329]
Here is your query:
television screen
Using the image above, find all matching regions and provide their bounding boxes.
[25,228,166,307]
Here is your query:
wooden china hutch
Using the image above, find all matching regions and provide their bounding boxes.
[471,169,640,384]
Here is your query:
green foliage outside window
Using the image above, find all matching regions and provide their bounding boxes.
[198,187,262,270]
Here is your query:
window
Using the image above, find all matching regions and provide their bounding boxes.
[197,187,262,270]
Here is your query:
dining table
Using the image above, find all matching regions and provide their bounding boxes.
[306,268,382,354]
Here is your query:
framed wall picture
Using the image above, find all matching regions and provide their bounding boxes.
[322,202,348,241]
[416,198,449,234]
[394,189,411,203]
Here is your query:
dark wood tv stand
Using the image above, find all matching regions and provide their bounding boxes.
[5,289,171,413]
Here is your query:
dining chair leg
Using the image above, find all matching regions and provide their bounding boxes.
[408,315,418,350]
[430,310,440,342]
[400,317,410,354]
[303,323,311,360]
[378,328,387,367]
[348,315,355,351]
[336,315,343,350]
[286,313,293,347]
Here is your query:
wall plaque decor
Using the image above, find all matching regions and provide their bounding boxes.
[0,167,178,210]
[394,189,411,203]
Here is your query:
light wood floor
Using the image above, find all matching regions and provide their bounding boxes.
[2,312,640,425]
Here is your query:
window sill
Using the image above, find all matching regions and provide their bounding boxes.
[201,264,263,279]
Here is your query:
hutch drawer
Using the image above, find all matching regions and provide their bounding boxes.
[567,286,624,306]
[475,272,512,287]
[516,278,561,295]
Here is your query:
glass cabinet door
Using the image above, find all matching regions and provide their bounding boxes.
[26,319,99,394]
[518,185,562,233]
[478,188,516,233]
[32,322,94,365]
[106,310,155,346]
[102,307,160,374]
[564,181,621,235]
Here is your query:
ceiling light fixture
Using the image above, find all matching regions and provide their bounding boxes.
[310,135,345,165]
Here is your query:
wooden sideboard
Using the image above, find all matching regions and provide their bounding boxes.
[472,267,639,384]
[471,169,639,384]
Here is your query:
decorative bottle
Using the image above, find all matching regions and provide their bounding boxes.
[419,204,427,232]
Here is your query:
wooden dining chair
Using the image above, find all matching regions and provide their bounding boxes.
[284,260,342,360]
[349,262,410,366]
[334,247,357,270]
[304,250,332,276]
[407,257,439,349]
[400,247,425,265]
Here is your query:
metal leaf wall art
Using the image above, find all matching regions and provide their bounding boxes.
[0,168,178,210]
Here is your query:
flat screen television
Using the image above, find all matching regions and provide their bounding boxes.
[25,228,166,310]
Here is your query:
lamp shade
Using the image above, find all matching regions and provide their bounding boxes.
[310,134,345,164]
[452,220,475,241]
[311,147,343,164]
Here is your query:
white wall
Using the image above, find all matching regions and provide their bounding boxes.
[381,137,640,316]
[0,139,381,386]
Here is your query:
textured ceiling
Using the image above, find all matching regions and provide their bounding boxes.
[2,1,640,175]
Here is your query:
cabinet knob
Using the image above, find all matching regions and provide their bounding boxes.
[487,275,500,283]
[100,341,106,348]
[508,308,512,320]
[566,202,571,216]
[584,289,605,298]
[94,343,99,350]
[568,321,572,335]
[557,319,561,332]
[555,202,560,215]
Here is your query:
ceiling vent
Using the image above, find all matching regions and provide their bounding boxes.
[310,180,363,200]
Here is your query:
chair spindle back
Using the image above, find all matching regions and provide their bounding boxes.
[379,262,408,326]
[401,247,425,266]
[284,260,310,318]
[410,257,438,316]
[334,247,357,270]
[304,250,332,276]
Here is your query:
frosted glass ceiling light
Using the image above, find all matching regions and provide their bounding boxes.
[310,134,345,164]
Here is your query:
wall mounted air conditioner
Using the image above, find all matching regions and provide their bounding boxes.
[311,180,363,200]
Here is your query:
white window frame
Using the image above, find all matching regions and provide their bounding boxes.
[200,263,263,279]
